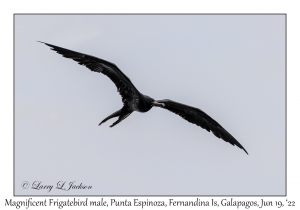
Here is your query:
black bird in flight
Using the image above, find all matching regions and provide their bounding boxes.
[39,41,248,155]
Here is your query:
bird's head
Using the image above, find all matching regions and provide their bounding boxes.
[142,94,155,103]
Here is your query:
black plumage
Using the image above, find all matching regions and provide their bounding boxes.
[39,41,248,155]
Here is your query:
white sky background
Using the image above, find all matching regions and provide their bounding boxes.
[14,14,285,196]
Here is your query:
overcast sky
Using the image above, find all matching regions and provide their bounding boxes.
[15,14,285,195]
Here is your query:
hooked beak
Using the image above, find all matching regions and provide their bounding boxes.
[152,102,165,107]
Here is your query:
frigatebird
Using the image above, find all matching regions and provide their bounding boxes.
[39,41,248,155]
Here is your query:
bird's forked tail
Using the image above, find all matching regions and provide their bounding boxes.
[99,106,132,128]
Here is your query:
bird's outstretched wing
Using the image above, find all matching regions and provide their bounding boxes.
[154,99,248,154]
[39,41,140,104]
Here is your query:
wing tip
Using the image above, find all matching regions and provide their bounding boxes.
[237,144,248,155]
[243,148,249,155]
[37,41,56,49]
[37,40,46,45]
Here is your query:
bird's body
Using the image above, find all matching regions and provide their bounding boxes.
[126,94,154,113]
[39,41,248,155]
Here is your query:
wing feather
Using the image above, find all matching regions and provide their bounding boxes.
[155,99,248,154]
[39,41,140,103]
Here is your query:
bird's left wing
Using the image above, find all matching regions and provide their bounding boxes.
[153,99,248,154]
[39,41,140,104]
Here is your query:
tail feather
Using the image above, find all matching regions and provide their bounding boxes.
[109,112,132,128]
[99,106,132,127]
[99,109,122,126]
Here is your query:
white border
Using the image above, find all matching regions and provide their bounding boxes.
[1,0,299,209]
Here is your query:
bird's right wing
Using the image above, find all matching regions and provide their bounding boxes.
[154,99,248,154]
[39,41,140,104]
